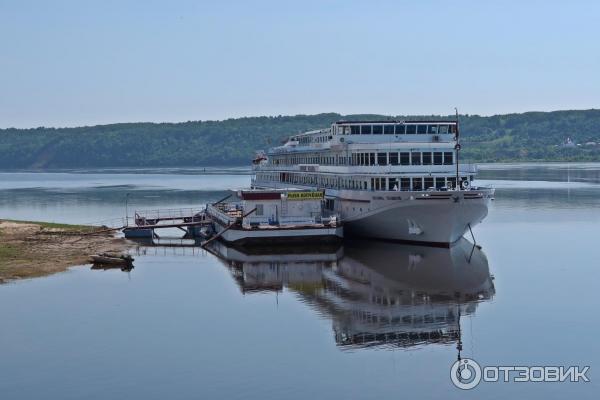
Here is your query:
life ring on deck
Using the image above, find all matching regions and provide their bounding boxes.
[461,180,470,189]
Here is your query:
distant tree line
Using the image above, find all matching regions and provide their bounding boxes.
[1,110,600,169]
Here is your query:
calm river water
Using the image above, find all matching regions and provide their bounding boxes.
[0,163,598,399]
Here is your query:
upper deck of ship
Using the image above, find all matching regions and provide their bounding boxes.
[270,120,458,154]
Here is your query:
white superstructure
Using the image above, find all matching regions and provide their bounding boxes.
[252,119,494,245]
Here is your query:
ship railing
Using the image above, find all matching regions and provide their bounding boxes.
[132,207,208,226]
[206,204,238,225]
[78,216,131,231]
[253,163,479,173]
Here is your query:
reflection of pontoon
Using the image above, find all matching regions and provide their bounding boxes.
[209,240,342,293]
[208,239,495,350]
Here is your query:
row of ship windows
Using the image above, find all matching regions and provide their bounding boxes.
[370,176,466,191]
[256,173,471,191]
[353,151,454,166]
[350,310,454,325]
[336,124,457,135]
[271,151,454,166]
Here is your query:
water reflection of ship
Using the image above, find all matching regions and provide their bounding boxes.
[319,239,494,350]
[208,239,495,350]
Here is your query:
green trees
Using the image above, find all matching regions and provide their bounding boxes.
[1,110,599,169]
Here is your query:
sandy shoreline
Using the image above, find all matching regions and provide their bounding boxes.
[0,220,132,284]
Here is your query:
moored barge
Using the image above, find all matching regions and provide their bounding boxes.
[205,190,343,244]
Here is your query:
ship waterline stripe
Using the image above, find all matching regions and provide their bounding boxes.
[334,197,371,203]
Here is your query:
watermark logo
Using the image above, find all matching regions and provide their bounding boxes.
[450,358,482,390]
[450,358,590,390]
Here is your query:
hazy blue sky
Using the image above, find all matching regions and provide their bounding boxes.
[1,0,599,128]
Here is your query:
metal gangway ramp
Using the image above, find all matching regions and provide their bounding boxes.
[124,207,213,239]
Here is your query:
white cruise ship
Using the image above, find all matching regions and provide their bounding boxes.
[251,119,494,246]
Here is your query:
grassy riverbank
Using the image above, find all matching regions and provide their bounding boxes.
[0,219,131,283]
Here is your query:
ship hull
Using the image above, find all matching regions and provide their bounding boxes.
[340,192,491,246]
[252,180,492,246]
[217,225,343,245]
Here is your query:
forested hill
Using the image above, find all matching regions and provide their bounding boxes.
[1,109,600,169]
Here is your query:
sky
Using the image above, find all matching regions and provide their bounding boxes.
[1,0,599,128]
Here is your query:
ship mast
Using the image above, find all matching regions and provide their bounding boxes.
[454,108,461,190]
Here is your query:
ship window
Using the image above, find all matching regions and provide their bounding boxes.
[373,125,383,134]
[412,178,423,191]
[443,152,453,165]
[406,125,416,134]
[411,152,421,165]
[400,152,410,166]
[435,178,445,189]
[388,178,398,191]
[438,125,449,134]
[434,152,443,165]
[400,178,411,191]
[369,153,375,166]
[423,152,432,165]
[384,125,394,134]
[255,204,264,216]
[417,125,427,134]
[389,152,398,165]
[377,152,387,165]
[361,125,372,134]
[449,125,457,134]
[424,177,434,189]
[395,124,405,134]
[428,125,438,134]
[351,125,360,135]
